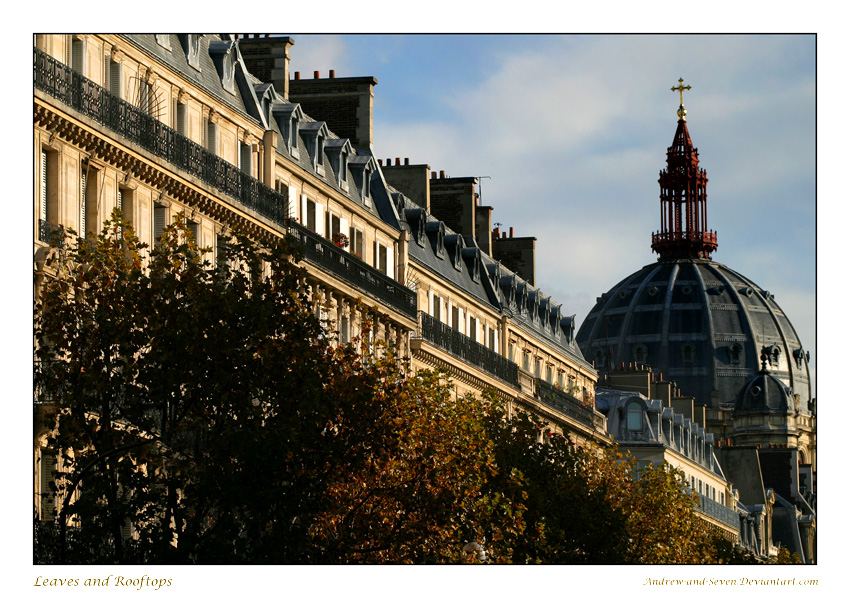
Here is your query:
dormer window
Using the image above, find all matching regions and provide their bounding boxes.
[272,103,303,159]
[324,139,354,191]
[681,343,696,365]
[349,156,376,207]
[299,122,328,175]
[627,402,643,432]
[178,34,202,70]
[208,39,237,94]
[155,35,171,50]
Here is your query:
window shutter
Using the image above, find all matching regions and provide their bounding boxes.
[40,451,57,520]
[427,290,434,316]
[206,120,218,154]
[110,60,122,97]
[79,169,86,236]
[315,204,324,237]
[386,244,395,280]
[300,194,308,225]
[72,38,84,75]
[40,150,48,223]
[117,189,123,213]
[176,103,186,136]
[240,143,253,175]
[154,205,166,245]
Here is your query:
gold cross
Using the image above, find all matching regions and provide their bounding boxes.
[671,78,692,105]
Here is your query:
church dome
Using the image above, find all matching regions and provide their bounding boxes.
[577,81,811,415]
[576,258,811,413]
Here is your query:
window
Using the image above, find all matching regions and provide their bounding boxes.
[627,403,642,432]
[681,343,695,365]
[634,344,647,364]
[452,305,460,331]
[107,56,122,99]
[546,365,553,384]
[375,243,391,277]
[728,342,743,365]
[39,149,48,233]
[154,204,167,246]
[80,166,96,239]
[216,234,228,268]
[339,314,350,344]
[118,187,134,228]
[71,36,85,76]
[239,141,253,176]
[534,358,542,379]
[522,351,530,372]
[176,102,187,136]
[187,220,199,244]
[305,200,317,233]
[205,118,218,154]
[38,449,58,521]
[490,328,497,352]
[468,316,477,343]
[156,35,171,49]
[432,293,441,321]
[348,227,363,258]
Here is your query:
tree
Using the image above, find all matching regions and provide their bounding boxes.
[34,212,759,565]
[34,213,499,564]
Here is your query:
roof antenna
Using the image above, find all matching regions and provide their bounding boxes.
[476,176,491,204]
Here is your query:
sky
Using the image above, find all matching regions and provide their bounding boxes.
[288,34,816,384]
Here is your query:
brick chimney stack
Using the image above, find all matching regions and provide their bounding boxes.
[381,159,431,211]
[289,72,378,151]
[237,35,294,99]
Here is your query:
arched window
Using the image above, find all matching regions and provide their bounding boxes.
[681,343,695,365]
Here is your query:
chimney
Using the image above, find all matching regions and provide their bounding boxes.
[492,226,537,285]
[476,205,493,256]
[289,72,379,151]
[237,36,295,98]
[382,160,431,211]
[429,174,478,240]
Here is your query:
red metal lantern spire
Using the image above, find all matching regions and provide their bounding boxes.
[651,79,717,260]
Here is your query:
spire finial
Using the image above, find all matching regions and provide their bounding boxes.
[671,78,692,121]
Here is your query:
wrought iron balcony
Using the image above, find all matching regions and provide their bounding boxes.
[413,311,520,388]
[287,221,416,320]
[693,491,740,529]
[33,48,289,227]
[535,378,602,429]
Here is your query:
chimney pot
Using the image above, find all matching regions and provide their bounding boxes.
[294,71,301,80]
[440,170,446,178]
[502,232,506,238]
[329,69,335,78]
[510,226,514,238]
[396,157,401,165]
[314,70,320,79]
[404,158,410,165]
[431,172,436,179]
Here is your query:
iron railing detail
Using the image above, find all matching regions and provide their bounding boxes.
[413,311,520,388]
[693,491,740,529]
[535,378,602,429]
[287,221,416,320]
[34,48,289,226]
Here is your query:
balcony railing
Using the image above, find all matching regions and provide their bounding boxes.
[34,47,289,226]
[287,221,416,320]
[693,491,740,529]
[535,378,602,429]
[413,311,519,388]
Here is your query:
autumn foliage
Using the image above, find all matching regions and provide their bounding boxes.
[35,213,753,564]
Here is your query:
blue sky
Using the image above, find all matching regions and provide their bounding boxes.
[289,34,816,382]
